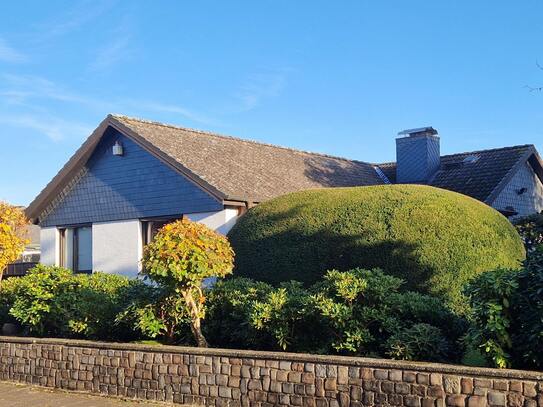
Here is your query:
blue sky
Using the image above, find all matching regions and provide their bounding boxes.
[1,1,543,205]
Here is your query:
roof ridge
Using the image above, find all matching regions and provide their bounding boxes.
[441,144,534,158]
[110,114,374,166]
[377,144,535,167]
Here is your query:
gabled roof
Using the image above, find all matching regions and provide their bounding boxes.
[26,115,384,221]
[377,144,543,204]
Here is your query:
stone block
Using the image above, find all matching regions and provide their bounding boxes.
[474,379,492,389]
[446,394,466,407]
[382,381,395,394]
[444,376,461,394]
[462,378,474,394]
[524,383,537,398]
[418,374,430,385]
[404,372,417,383]
[389,370,403,382]
[488,391,506,406]
[337,366,348,384]
[396,382,411,394]
[324,378,337,391]
[507,392,524,407]
[406,395,422,407]
[422,398,437,407]
[467,395,486,407]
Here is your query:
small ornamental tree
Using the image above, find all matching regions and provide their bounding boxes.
[142,219,234,347]
[0,202,28,285]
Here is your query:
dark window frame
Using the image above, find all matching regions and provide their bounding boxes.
[141,215,184,247]
[57,224,92,274]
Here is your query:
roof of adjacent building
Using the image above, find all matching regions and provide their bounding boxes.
[25,114,543,222]
[378,144,542,204]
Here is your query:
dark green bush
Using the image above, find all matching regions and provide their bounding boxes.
[0,277,19,326]
[117,285,193,345]
[465,248,543,369]
[206,269,464,362]
[5,264,149,341]
[204,278,274,349]
[228,185,525,313]
[515,212,543,252]
[385,323,450,362]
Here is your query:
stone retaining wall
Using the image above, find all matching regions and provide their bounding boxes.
[0,336,542,406]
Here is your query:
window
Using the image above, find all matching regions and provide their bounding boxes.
[58,225,92,273]
[141,217,183,246]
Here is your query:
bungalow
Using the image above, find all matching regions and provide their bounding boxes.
[26,115,543,277]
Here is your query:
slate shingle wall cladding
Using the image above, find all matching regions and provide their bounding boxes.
[1,337,542,407]
[40,129,222,227]
[492,162,543,218]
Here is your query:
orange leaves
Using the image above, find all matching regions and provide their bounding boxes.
[0,202,29,282]
[141,218,234,287]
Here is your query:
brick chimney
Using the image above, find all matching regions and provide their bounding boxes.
[396,127,440,184]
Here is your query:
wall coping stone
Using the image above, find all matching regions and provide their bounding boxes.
[2,335,542,381]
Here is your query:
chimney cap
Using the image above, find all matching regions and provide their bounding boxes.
[398,127,438,137]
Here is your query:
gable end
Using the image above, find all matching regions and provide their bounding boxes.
[39,129,223,227]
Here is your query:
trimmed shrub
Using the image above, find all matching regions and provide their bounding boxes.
[228,185,525,312]
[6,264,148,341]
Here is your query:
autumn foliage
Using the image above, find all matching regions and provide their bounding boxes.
[142,219,234,347]
[0,202,28,284]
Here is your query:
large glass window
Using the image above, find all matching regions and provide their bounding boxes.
[59,226,92,273]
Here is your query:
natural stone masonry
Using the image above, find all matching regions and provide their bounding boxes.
[0,337,542,407]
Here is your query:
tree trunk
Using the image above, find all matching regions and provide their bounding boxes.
[182,289,208,348]
[190,317,208,348]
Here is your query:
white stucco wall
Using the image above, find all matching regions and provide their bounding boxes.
[491,162,543,218]
[92,220,142,278]
[38,208,241,277]
[185,208,240,235]
[40,227,59,266]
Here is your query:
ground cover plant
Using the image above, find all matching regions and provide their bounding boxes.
[228,185,525,313]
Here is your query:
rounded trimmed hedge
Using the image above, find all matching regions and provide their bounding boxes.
[228,185,525,312]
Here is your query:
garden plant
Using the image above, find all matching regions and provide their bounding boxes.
[0,202,28,285]
[228,185,525,313]
[141,219,234,347]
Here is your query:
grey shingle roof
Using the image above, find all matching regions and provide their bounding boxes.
[112,115,384,202]
[26,113,541,223]
[377,145,537,203]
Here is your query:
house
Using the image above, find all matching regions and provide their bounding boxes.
[26,115,543,277]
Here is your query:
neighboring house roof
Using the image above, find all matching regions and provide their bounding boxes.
[377,145,543,204]
[26,114,383,222]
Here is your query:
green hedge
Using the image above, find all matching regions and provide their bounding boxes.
[228,185,525,312]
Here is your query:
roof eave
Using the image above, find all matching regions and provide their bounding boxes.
[25,115,113,223]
